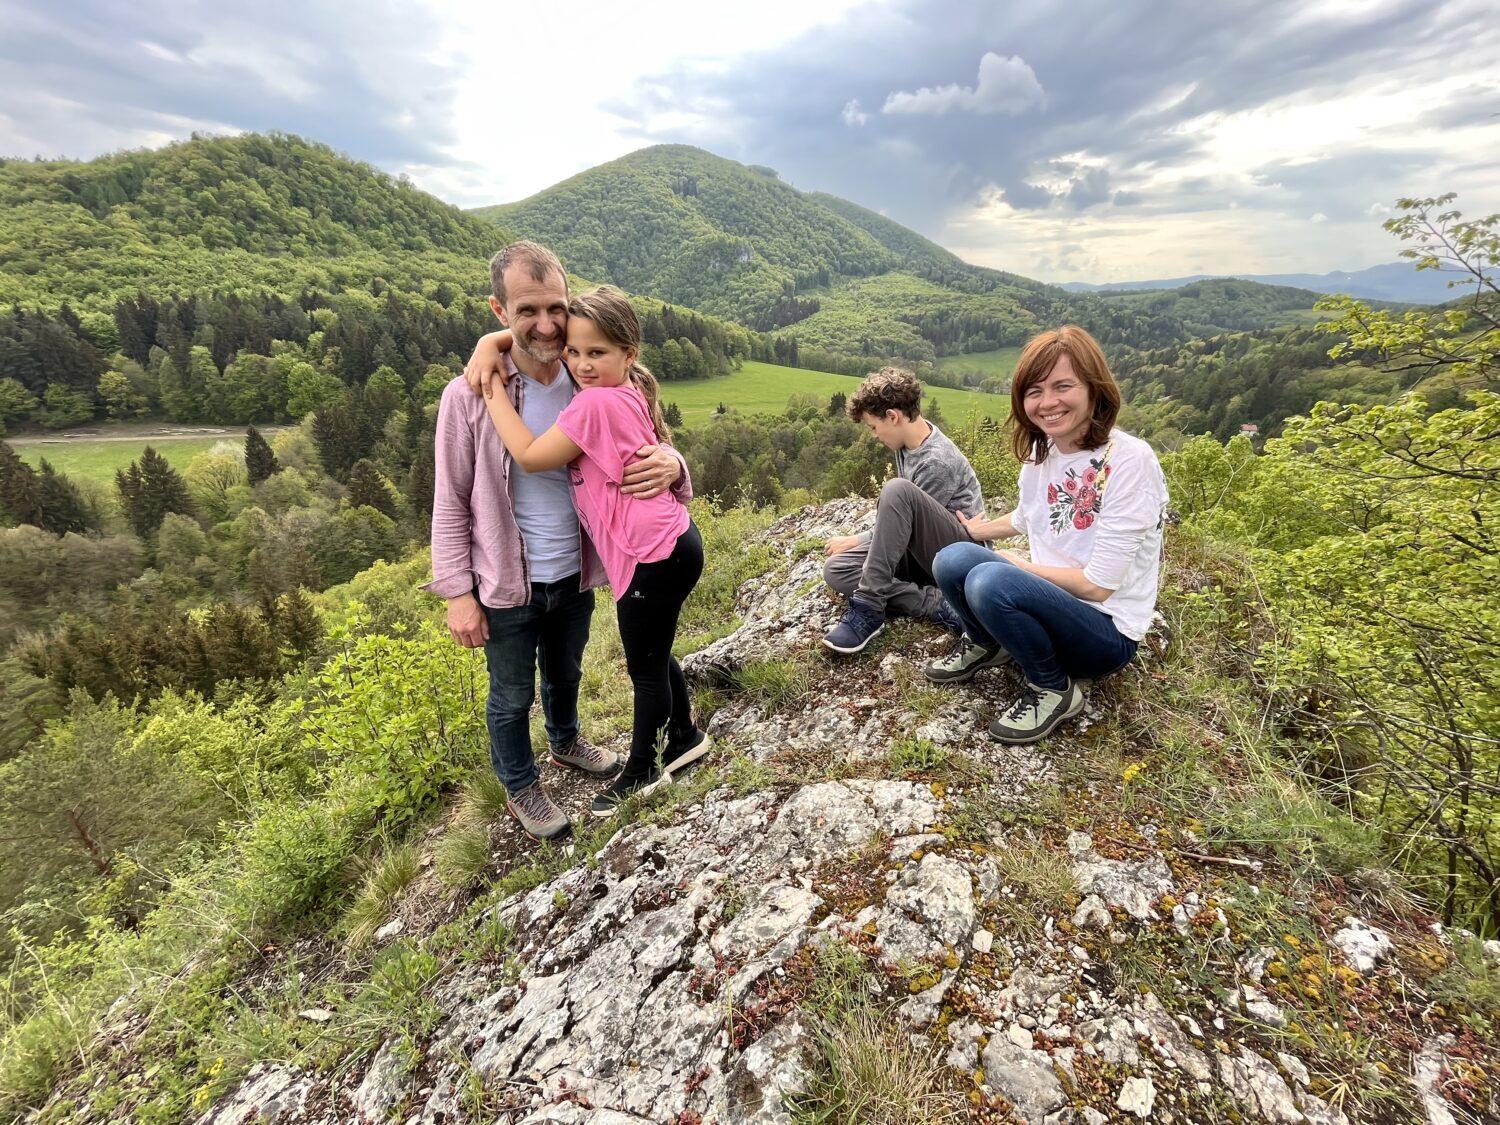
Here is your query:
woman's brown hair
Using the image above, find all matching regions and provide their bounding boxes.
[568,286,670,442]
[1008,325,1120,463]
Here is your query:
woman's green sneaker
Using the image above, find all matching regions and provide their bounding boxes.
[987,679,1086,744]
[923,637,1012,683]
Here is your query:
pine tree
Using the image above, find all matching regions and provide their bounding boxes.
[828,392,847,418]
[244,425,280,486]
[116,447,194,539]
[345,458,398,518]
[663,401,684,429]
[34,460,95,534]
[0,441,42,527]
[274,588,322,662]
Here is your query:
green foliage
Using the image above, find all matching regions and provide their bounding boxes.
[885,737,949,775]
[116,445,193,538]
[243,425,279,486]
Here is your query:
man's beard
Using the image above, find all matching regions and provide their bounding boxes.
[514,328,564,364]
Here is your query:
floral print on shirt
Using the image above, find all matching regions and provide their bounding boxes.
[1046,457,1111,532]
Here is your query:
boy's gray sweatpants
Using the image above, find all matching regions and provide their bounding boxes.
[823,477,981,619]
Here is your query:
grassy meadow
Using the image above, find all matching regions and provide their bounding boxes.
[933,346,1022,382]
[11,431,248,482]
[662,360,1010,425]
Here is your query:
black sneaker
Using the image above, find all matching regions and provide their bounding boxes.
[661,729,712,780]
[986,679,1086,744]
[589,768,663,818]
[923,635,1013,683]
[927,597,965,634]
[822,595,886,654]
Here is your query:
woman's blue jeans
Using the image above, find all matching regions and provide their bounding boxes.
[932,541,1136,691]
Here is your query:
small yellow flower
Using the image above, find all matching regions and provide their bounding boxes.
[1122,762,1144,783]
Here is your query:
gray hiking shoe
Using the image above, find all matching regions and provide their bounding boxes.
[987,679,1086,744]
[551,735,621,778]
[923,636,1013,683]
[506,781,570,841]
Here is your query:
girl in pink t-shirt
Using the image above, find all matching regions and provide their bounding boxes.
[480,286,708,815]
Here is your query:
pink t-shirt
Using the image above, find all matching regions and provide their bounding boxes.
[555,384,690,599]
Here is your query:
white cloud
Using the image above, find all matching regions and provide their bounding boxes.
[1310,211,1328,222]
[882,51,1045,116]
[841,98,869,126]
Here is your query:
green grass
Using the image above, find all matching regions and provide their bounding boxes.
[933,346,1022,382]
[12,432,241,482]
[661,361,1009,425]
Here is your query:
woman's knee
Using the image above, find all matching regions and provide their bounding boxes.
[964,559,1028,607]
[932,540,984,587]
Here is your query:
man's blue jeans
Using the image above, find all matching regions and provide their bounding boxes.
[481,576,594,795]
[932,542,1136,691]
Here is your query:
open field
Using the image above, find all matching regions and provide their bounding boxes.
[662,361,1010,425]
[933,347,1022,382]
[11,424,273,483]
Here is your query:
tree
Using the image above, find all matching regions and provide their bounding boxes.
[38,385,94,429]
[33,460,96,534]
[97,370,147,419]
[364,365,406,426]
[0,441,43,527]
[285,362,347,419]
[0,378,38,434]
[245,425,280,485]
[184,451,246,524]
[345,458,399,518]
[116,447,194,539]
[662,401,684,429]
[827,391,847,418]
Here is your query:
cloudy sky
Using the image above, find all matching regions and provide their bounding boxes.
[2,0,1498,281]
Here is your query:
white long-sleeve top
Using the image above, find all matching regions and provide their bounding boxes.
[1007,428,1168,641]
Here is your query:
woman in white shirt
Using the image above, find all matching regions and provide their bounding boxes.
[924,325,1168,744]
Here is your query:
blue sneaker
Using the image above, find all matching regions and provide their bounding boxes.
[823,595,886,654]
[928,597,964,634]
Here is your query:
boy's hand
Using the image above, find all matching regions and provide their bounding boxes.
[621,444,681,498]
[824,535,861,557]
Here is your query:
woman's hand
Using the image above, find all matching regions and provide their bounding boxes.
[464,329,514,397]
[957,510,998,542]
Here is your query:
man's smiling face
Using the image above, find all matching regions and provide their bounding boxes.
[495,265,568,365]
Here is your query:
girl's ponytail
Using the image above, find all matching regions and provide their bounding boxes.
[629,362,670,443]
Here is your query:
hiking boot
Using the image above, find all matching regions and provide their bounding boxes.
[927,597,965,634]
[923,636,1012,683]
[822,595,886,655]
[506,781,570,841]
[661,729,712,780]
[551,735,621,778]
[986,679,1086,744]
[589,767,663,818]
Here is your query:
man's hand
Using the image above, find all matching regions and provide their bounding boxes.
[447,593,489,648]
[824,535,862,557]
[621,444,681,498]
[464,330,513,399]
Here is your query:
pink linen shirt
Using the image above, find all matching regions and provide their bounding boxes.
[556,384,691,599]
[422,357,692,609]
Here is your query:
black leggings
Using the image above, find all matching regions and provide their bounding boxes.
[615,521,704,777]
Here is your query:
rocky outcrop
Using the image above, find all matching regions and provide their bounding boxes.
[193,503,1484,1125]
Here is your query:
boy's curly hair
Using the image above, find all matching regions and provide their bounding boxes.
[847,366,922,422]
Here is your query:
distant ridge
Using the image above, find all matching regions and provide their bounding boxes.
[1059,262,1465,305]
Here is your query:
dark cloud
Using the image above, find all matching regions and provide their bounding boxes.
[606,0,1497,237]
[0,0,459,166]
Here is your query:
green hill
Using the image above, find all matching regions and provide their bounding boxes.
[471,145,1056,360]
[0,133,516,310]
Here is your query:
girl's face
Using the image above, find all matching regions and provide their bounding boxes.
[565,317,636,388]
[1023,352,1093,453]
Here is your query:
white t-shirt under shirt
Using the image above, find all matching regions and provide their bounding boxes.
[1007,429,1168,642]
[511,368,581,583]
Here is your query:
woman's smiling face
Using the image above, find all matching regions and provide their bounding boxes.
[565,316,635,388]
[1023,352,1093,453]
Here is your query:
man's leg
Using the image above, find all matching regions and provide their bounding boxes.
[535,577,594,751]
[482,597,545,795]
[858,478,972,618]
[822,541,868,600]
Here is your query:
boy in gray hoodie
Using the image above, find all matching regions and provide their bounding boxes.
[822,367,986,654]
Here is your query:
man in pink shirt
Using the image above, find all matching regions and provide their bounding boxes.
[424,242,691,842]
